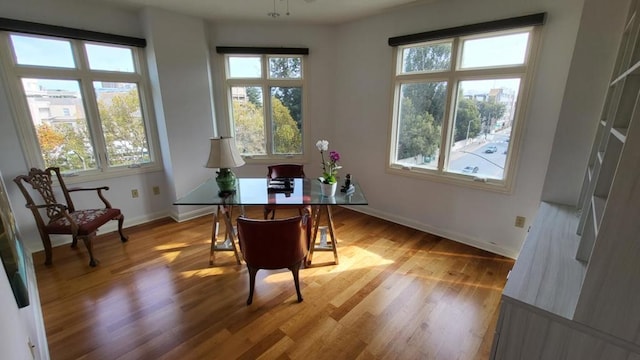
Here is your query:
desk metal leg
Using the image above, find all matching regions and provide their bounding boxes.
[307,205,339,266]
[210,204,241,265]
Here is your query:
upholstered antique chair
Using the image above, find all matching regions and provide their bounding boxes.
[14,167,128,267]
[263,164,311,219]
[236,215,311,305]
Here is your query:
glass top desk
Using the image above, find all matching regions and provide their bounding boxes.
[174,177,368,266]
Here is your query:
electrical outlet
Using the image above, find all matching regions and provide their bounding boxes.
[515,216,526,228]
[131,189,139,198]
[152,186,160,195]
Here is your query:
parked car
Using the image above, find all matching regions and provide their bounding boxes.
[462,166,479,174]
[485,146,498,153]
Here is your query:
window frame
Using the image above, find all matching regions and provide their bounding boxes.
[0,31,162,183]
[221,53,309,163]
[387,26,542,193]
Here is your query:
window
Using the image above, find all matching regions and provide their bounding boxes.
[0,31,159,179]
[222,52,307,161]
[388,17,543,192]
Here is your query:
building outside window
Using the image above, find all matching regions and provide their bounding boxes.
[222,53,307,161]
[388,25,541,191]
[0,31,160,179]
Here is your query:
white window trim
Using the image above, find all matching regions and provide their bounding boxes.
[0,32,163,184]
[221,53,310,164]
[386,26,542,193]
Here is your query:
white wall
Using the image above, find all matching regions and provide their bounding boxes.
[0,0,603,357]
[208,21,337,181]
[0,257,36,360]
[141,8,218,213]
[0,0,172,255]
[330,0,585,257]
[0,0,588,258]
[541,0,630,205]
[207,0,586,258]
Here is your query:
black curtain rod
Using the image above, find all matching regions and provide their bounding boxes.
[216,46,309,55]
[388,12,546,47]
[0,17,146,48]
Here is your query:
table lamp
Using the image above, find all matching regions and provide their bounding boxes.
[206,137,245,196]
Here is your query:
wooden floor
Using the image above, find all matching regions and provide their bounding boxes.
[33,206,514,360]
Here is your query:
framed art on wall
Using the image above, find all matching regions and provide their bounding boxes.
[0,171,29,308]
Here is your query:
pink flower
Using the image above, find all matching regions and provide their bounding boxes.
[329,151,340,162]
[316,140,342,184]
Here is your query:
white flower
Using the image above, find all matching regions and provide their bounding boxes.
[316,140,329,152]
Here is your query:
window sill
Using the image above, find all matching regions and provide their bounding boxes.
[59,163,164,185]
[241,154,308,165]
[386,165,514,194]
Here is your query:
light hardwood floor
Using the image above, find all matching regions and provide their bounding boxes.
[33,206,514,360]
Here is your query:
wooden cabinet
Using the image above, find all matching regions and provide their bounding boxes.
[573,0,640,344]
[491,0,640,358]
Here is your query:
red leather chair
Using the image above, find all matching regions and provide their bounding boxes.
[236,215,311,305]
[264,164,311,219]
[14,167,128,267]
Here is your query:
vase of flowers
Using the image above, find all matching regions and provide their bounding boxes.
[320,181,337,197]
[316,139,341,197]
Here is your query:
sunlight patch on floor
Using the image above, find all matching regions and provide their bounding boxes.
[179,266,237,278]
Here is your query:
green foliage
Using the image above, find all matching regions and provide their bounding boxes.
[476,99,506,134]
[36,123,65,167]
[58,123,94,170]
[36,121,95,172]
[396,44,509,161]
[232,97,302,155]
[269,57,302,130]
[98,88,149,165]
[400,82,447,127]
[272,86,302,130]
[246,87,262,107]
[233,99,266,154]
[396,81,446,161]
[403,44,451,73]
[35,88,150,172]
[397,97,441,160]
[395,44,452,162]
[231,57,304,155]
[272,98,302,154]
[454,98,482,142]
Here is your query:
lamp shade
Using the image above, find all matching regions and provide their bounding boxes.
[206,137,245,168]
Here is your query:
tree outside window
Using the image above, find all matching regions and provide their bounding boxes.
[3,32,159,177]
[225,54,306,160]
[389,28,536,190]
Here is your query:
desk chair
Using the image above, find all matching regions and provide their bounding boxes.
[236,215,311,305]
[14,167,128,267]
[264,164,311,219]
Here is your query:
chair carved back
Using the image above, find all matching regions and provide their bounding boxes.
[267,164,305,179]
[26,168,62,221]
[264,164,308,219]
[14,167,127,267]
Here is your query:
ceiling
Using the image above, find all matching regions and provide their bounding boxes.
[87,0,435,25]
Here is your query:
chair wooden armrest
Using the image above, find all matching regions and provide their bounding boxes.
[14,167,128,267]
[67,186,112,208]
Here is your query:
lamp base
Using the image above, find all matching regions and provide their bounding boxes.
[218,189,236,197]
[216,168,237,196]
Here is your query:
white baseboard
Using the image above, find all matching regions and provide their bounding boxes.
[342,205,519,259]
[169,205,217,223]
[36,205,518,259]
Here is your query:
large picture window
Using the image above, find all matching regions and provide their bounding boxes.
[221,51,307,161]
[0,30,160,180]
[388,16,543,191]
